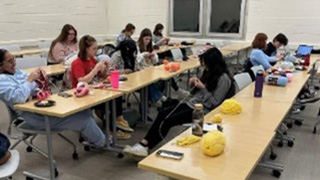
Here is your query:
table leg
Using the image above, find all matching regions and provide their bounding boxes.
[44,116,56,180]
[168,79,172,98]
[104,102,111,149]
[236,51,240,72]
[187,70,191,90]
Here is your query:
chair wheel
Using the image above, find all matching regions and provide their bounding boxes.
[278,141,284,147]
[118,153,124,158]
[283,131,287,135]
[55,168,59,177]
[294,120,303,126]
[300,105,306,111]
[84,145,90,152]
[26,177,34,180]
[272,170,281,178]
[270,153,277,160]
[8,176,12,179]
[127,103,131,108]
[79,136,85,143]
[72,152,79,160]
[288,140,294,147]
[287,123,293,129]
[313,127,317,134]
[26,146,33,152]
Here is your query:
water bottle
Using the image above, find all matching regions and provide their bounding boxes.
[304,54,310,67]
[192,104,204,137]
[254,70,264,97]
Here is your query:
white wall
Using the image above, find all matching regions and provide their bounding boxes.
[0,0,108,46]
[106,0,320,47]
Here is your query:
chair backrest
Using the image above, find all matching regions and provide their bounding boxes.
[0,150,20,179]
[37,41,51,58]
[0,100,16,137]
[170,48,183,61]
[16,57,47,69]
[233,72,252,91]
[0,45,21,52]
[37,41,51,49]
[250,65,264,78]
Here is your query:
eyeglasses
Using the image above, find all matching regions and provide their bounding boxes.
[68,33,76,36]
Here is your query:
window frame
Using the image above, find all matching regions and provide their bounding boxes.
[168,0,247,39]
[205,0,247,38]
[168,0,204,37]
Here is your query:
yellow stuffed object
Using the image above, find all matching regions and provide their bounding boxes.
[201,130,226,157]
[220,99,242,115]
[211,114,223,123]
[177,135,201,146]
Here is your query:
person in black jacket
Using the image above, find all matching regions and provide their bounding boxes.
[264,33,288,57]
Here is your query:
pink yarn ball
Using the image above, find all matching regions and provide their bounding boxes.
[286,73,293,82]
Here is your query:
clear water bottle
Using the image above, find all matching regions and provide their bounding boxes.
[192,104,204,137]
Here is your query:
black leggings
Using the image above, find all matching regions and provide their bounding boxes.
[144,103,193,149]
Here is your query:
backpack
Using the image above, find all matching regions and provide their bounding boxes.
[0,132,10,165]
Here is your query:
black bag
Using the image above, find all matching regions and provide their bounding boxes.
[0,132,10,160]
[123,108,140,128]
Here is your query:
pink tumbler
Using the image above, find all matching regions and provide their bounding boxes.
[111,70,120,88]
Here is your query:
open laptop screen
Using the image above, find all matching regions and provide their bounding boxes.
[296,45,313,56]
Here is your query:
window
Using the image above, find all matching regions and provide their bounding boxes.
[169,0,247,39]
[169,0,203,36]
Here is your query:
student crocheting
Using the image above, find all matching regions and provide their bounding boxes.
[71,35,134,140]
[0,49,106,148]
[250,33,283,70]
[123,47,237,157]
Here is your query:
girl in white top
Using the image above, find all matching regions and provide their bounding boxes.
[48,24,78,65]
[137,28,159,69]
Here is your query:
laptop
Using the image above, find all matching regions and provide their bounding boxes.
[295,45,313,58]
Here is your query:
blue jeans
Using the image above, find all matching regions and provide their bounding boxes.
[148,84,164,103]
[20,110,106,147]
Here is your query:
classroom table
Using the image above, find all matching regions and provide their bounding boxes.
[24,64,66,76]
[139,127,275,180]
[14,89,123,180]
[138,55,320,180]
[221,43,252,71]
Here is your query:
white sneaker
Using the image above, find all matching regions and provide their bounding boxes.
[123,143,148,157]
[177,89,190,99]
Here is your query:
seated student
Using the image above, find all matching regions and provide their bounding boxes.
[0,49,106,147]
[263,33,288,57]
[71,35,133,139]
[153,23,170,46]
[137,28,167,105]
[115,23,136,47]
[48,24,78,65]
[123,47,236,157]
[250,33,282,70]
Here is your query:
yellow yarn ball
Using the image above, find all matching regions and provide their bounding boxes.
[220,99,242,115]
[212,114,223,123]
[201,130,226,157]
[176,135,201,146]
